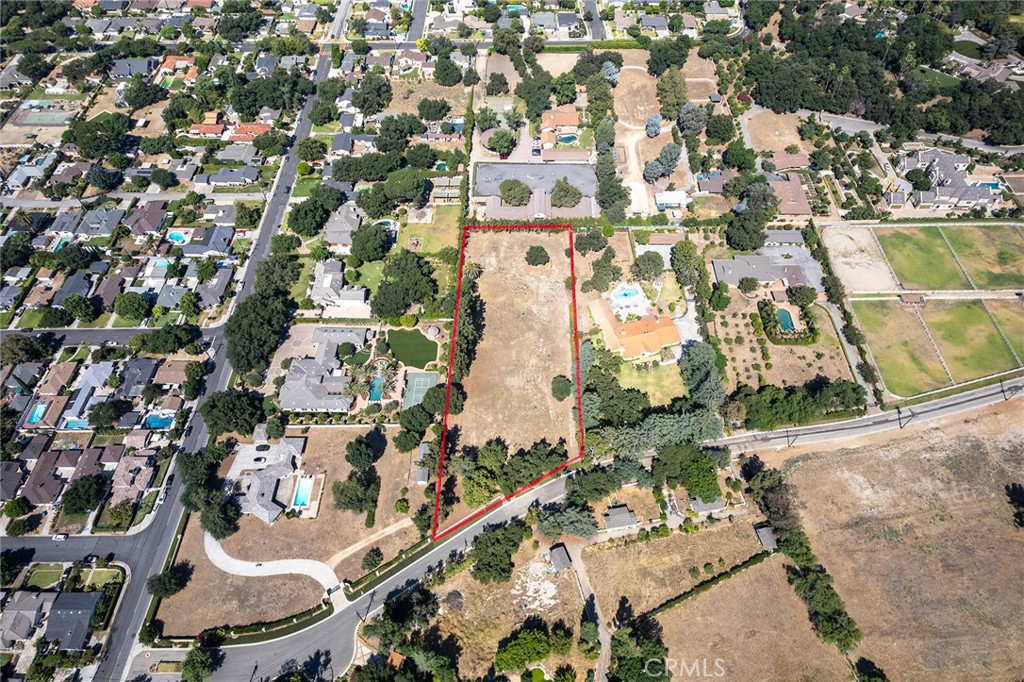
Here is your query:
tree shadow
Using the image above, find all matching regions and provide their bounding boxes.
[364,428,389,462]
[302,649,333,681]
[614,596,634,626]
[1006,482,1024,528]
[854,657,889,681]
[416,624,463,669]
[740,454,764,482]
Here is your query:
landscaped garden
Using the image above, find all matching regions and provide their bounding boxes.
[387,329,438,369]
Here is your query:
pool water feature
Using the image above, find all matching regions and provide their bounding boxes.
[369,375,385,401]
[143,414,174,429]
[27,402,47,425]
[292,476,314,508]
[776,308,796,332]
[166,231,188,244]
[556,133,578,144]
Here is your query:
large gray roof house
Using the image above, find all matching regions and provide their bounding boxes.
[278,327,374,412]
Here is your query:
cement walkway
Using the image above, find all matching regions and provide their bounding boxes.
[203,532,343,598]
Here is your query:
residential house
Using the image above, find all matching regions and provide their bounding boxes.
[364,52,393,71]
[45,592,102,651]
[179,225,234,257]
[310,259,369,311]
[61,361,114,429]
[203,202,237,227]
[278,327,374,412]
[532,12,557,34]
[110,57,158,83]
[52,272,93,308]
[124,202,167,241]
[711,255,818,288]
[193,167,259,187]
[6,152,59,190]
[188,122,226,138]
[114,359,159,400]
[196,264,233,306]
[109,453,155,507]
[153,359,188,387]
[639,13,668,36]
[95,265,140,309]
[22,451,63,505]
[49,161,92,186]
[0,592,57,649]
[897,148,998,210]
[324,204,365,253]
[603,504,638,529]
[0,55,34,91]
[76,208,125,239]
[767,174,813,215]
[0,461,25,502]
[588,298,681,361]
[229,123,272,142]
[216,144,263,165]
[252,55,279,78]
[37,362,78,396]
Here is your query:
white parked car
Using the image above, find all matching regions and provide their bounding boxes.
[52,534,68,542]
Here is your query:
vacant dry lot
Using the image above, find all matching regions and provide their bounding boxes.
[583,520,765,618]
[785,406,1024,681]
[535,51,578,77]
[682,47,716,80]
[158,516,324,636]
[430,544,588,679]
[942,224,1024,289]
[615,66,658,128]
[448,230,577,453]
[745,110,813,154]
[852,300,949,397]
[920,300,1019,382]
[385,80,466,116]
[220,427,421,582]
[657,555,850,681]
[821,224,898,292]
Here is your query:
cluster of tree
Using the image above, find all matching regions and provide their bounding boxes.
[678,341,727,412]
[123,74,167,110]
[309,77,342,126]
[356,167,427,219]
[178,443,241,540]
[61,474,106,515]
[224,251,299,378]
[608,623,670,682]
[565,458,652,509]
[582,248,622,293]
[65,113,133,160]
[453,439,567,508]
[595,149,630,222]
[132,324,200,355]
[354,72,392,115]
[230,68,313,121]
[647,35,693,76]
[450,268,485,383]
[725,181,778,251]
[745,461,862,652]
[146,561,193,598]
[642,142,682,184]
[730,376,866,431]
[217,0,264,41]
[333,431,382,527]
[536,502,598,540]
[363,584,439,650]
[653,444,727,504]
[470,519,530,584]
[199,389,264,437]
[495,619,574,672]
[371,249,437,319]
[289,183,345,238]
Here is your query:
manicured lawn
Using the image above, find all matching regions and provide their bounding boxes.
[112,314,145,328]
[398,205,462,254]
[289,256,315,302]
[233,238,253,258]
[953,40,982,59]
[986,299,1024,360]
[16,309,44,329]
[852,300,950,397]
[153,457,172,487]
[875,227,971,290]
[942,225,1024,289]
[356,260,384,295]
[87,568,123,588]
[292,175,323,198]
[26,563,64,589]
[921,301,1018,382]
[910,66,959,90]
[343,348,371,366]
[77,312,112,329]
[132,490,158,526]
[388,329,438,369]
[617,361,686,406]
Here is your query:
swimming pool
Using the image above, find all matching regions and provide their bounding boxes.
[777,308,795,332]
[435,161,448,171]
[167,231,188,244]
[556,133,578,144]
[153,259,172,267]
[143,414,174,429]
[27,402,46,425]
[293,477,314,508]
[613,285,643,300]
[63,419,90,430]
[369,375,385,401]
[979,181,1002,190]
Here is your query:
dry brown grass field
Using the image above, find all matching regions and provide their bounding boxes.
[220,426,421,582]
[746,110,814,154]
[657,554,851,681]
[614,66,658,128]
[779,405,1024,681]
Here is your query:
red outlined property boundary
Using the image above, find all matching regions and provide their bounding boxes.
[431,224,586,541]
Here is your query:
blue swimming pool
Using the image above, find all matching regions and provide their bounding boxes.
[556,133,578,144]
[979,181,1001,190]
[166,231,188,244]
[27,402,46,425]
[435,161,447,171]
[143,414,174,429]
[63,419,90,430]
[777,308,795,332]
[293,477,314,507]
[369,376,385,401]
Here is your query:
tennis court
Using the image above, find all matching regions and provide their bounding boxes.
[402,371,438,409]
[22,111,72,125]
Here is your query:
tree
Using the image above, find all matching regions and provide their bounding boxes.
[487,129,516,157]
[709,281,730,310]
[4,497,32,519]
[631,251,664,280]
[678,101,708,136]
[519,245,549,267]
[678,341,726,411]
[601,60,620,86]
[433,57,462,86]
[310,96,338,126]
[17,53,51,81]
[470,520,529,584]
[657,66,687,119]
[383,168,425,204]
[551,375,572,401]
[585,74,613,120]
[725,209,768,251]
[355,184,395,219]
[553,72,578,105]
[39,306,73,328]
[537,503,597,539]
[295,137,327,161]
[705,114,736,144]
[353,73,392,115]
[86,166,121,191]
[906,168,932,191]
[487,72,510,96]
[647,35,692,76]
[786,284,818,308]
[495,626,551,672]
[499,178,531,206]
[124,75,167,109]
[551,177,582,207]
[417,98,450,121]
[63,294,98,322]
[0,334,51,365]
[345,434,377,470]
[146,562,192,598]
[723,139,757,171]
[66,113,131,159]
[645,113,662,138]
[351,223,390,263]
[361,546,384,571]
[87,399,131,428]
[738,276,759,294]
[150,168,178,189]
[62,474,105,514]
[179,290,202,319]
[253,131,289,157]
[181,647,216,682]
[114,292,153,321]
[643,159,665,183]
[370,250,436,318]
[199,390,264,436]
[405,143,437,169]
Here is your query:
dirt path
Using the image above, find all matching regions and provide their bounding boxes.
[324,518,414,568]
[617,124,652,216]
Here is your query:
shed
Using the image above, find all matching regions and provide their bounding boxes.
[603,504,637,529]
[549,543,571,570]
[754,524,777,552]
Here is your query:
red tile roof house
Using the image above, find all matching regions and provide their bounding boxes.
[188,123,226,139]
[229,123,272,142]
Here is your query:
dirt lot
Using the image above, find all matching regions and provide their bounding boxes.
[447,231,577,454]
[84,86,121,120]
[133,100,169,138]
[482,53,521,94]
[536,52,579,77]
[745,110,815,154]
[614,66,659,128]
[711,296,853,391]
[616,49,651,69]
[158,515,324,636]
[821,224,899,292]
[682,47,716,80]
[776,405,1024,681]
[583,519,765,618]
[431,543,589,679]
[591,485,662,528]
[657,554,851,681]
[219,427,421,581]
[385,80,466,116]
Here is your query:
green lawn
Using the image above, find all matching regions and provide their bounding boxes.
[387,329,439,369]
[344,347,372,366]
[617,361,686,406]
[26,563,64,589]
[875,227,971,290]
[942,225,1024,289]
[953,40,983,59]
[289,256,315,302]
[292,175,323,198]
[153,457,172,487]
[921,301,1018,382]
[233,238,253,258]
[112,314,145,328]
[87,568,123,588]
[357,260,384,295]
[987,300,1024,360]
[398,205,462,254]
[852,300,950,397]
[132,490,158,526]
[77,312,112,329]
[16,309,45,329]
[910,66,959,90]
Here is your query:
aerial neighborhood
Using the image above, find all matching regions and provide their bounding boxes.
[1,1,1023,681]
